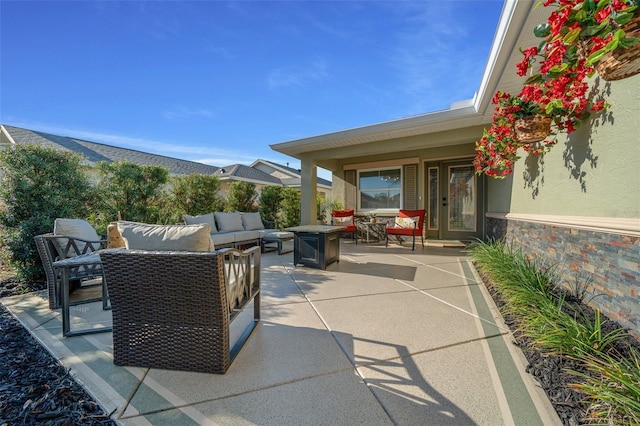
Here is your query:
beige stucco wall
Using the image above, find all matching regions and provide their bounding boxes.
[489,74,640,218]
[328,131,479,212]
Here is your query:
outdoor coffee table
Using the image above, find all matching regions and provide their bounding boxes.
[285,225,345,269]
[262,231,294,255]
[53,253,112,337]
[360,221,387,244]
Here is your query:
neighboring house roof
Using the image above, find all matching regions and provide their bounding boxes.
[270,0,547,160]
[1,125,220,176]
[250,159,332,188]
[214,163,282,185]
[1,125,333,189]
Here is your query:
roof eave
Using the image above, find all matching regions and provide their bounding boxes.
[270,0,534,160]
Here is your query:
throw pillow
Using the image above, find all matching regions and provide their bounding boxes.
[241,212,265,230]
[214,212,244,232]
[54,218,100,241]
[394,216,419,229]
[183,213,218,234]
[54,218,101,256]
[332,216,353,225]
[117,221,214,252]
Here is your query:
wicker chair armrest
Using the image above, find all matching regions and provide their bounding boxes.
[218,246,261,315]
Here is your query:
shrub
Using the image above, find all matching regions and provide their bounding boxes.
[225,181,257,212]
[95,160,168,225]
[169,174,224,219]
[258,185,282,228]
[278,188,300,229]
[0,145,97,279]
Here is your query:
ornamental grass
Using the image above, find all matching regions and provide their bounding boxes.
[469,239,640,424]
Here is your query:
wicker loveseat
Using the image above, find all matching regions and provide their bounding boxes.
[100,221,260,374]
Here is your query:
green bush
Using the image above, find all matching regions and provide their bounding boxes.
[95,161,168,225]
[0,145,97,279]
[258,185,282,228]
[169,174,224,220]
[317,195,341,224]
[278,188,300,229]
[225,181,257,212]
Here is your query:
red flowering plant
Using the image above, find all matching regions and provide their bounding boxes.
[475,0,633,178]
[473,91,545,178]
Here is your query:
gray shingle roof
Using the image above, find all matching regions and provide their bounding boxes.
[2,125,219,176]
[215,164,282,185]
[253,159,332,187]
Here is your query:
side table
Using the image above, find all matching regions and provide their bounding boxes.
[53,253,112,337]
[360,221,387,244]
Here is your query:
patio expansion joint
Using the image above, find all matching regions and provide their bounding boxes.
[118,366,358,421]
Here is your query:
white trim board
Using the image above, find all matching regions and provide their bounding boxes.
[486,213,640,237]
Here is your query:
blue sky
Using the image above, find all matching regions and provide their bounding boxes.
[1,1,504,179]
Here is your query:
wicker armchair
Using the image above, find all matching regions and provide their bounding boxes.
[35,233,107,309]
[100,246,261,374]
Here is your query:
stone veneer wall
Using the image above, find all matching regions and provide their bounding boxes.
[487,217,640,338]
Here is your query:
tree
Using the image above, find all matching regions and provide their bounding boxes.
[258,185,282,228]
[170,174,224,217]
[225,181,257,212]
[0,144,97,279]
[278,188,300,229]
[95,161,168,224]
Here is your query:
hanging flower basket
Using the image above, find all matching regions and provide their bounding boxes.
[596,14,640,81]
[514,114,552,144]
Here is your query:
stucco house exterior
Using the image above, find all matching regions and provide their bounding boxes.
[270,1,640,335]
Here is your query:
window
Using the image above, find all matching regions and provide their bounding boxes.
[358,168,401,210]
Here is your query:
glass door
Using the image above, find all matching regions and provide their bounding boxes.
[425,160,484,240]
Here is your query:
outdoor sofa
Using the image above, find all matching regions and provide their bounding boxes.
[183,211,279,249]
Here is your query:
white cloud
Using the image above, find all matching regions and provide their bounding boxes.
[163,106,216,120]
[267,59,329,90]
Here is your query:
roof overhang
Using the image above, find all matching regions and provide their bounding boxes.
[270,0,549,161]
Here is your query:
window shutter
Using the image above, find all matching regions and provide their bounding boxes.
[345,170,356,210]
[403,164,418,209]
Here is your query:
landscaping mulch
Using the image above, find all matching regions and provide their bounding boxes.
[0,276,116,425]
[484,277,640,426]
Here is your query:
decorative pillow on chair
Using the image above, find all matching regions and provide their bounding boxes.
[183,213,218,234]
[117,222,214,252]
[394,216,419,229]
[214,212,244,232]
[54,218,101,255]
[241,212,265,230]
[54,218,100,241]
[332,216,353,225]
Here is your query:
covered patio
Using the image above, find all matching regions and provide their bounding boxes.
[2,242,560,425]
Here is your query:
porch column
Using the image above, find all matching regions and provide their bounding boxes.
[300,157,317,225]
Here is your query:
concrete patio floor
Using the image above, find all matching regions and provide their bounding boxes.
[2,240,561,425]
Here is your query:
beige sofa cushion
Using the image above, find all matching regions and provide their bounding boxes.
[214,212,244,232]
[117,222,213,252]
[53,218,101,256]
[183,213,218,234]
[54,218,100,241]
[241,212,265,230]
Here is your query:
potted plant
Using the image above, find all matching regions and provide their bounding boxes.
[519,0,640,81]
